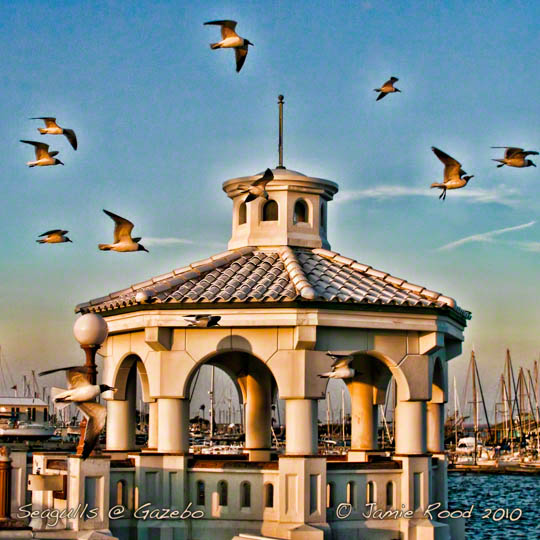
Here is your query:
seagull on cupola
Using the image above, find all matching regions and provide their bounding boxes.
[237,168,274,202]
[318,353,356,379]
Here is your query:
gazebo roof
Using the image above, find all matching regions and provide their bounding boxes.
[76,246,471,321]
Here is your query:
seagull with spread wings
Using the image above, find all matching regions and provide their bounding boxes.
[204,20,253,72]
[20,140,64,167]
[98,209,149,252]
[374,76,401,101]
[430,147,474,201]
[492,147,538,168]
[184,315,221,328]
[36,230,72,244]
[39,366,116,459]
[318,353,356,379]
[31,117,78,150]
[236,168,274,202]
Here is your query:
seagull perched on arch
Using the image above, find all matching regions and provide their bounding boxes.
[318,352,355,379]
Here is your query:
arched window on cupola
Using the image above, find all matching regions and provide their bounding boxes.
[238,202,247,225]
[262,200,278,221]
[293,199,308,224]
[320,202,326,230]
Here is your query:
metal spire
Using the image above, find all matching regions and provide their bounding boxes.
[277,94,285,169]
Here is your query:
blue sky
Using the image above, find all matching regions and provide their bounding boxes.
[0,0,538,417]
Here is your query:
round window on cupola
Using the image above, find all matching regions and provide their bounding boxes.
[293,199,308,224]
[238,202,247,225]
[262,200,278,221]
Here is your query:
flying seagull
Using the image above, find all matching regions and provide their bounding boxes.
[318,352,355,379]
[374,76,401,101]
[39,366,116,459]
[184,315,221,328]
[430,147,474,201]
[237,168,274,202]
[36,229,72,244]
[491,147,538,168]
[31,117,78,150]
[204,20,253,72]
[98,209,149,253]
[20,140,64,167]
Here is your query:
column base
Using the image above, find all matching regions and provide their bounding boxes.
[347,449,390,462]
[244,448,272,461]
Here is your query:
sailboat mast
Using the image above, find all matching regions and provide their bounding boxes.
[341,388,345,445]
[471,351,478,464]
[453,376,459,447]
[209,365,215,439]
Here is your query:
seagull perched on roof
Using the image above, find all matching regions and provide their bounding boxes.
[374,76,401,101]
[237,168,274,203]
[184,315,221,328]
[430,147,474,201]
[204,20,253,72]
[20,140,64,167]
[491,147,538,168]
[98,209,148,253]
[36,229,72,244]
[39,366,116,459]
[31,117,77,150]
[318,353,355,379]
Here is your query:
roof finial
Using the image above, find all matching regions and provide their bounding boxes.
[277,94,285,169]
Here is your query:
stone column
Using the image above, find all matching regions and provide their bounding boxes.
[349,380,377,450]
[157,398,189,453]
[395,400,427,455]
[245,369,272,451]
[426,402,444,453]
[147,401,158,450]
[285,399,318,455]
[0,448,10,519]
[106,399,136,450]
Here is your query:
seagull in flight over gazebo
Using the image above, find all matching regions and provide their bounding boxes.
[430,147,474,201]
[204,20,253,72]
[39,365,117,459]
[374,76,401,101]
[31,117,78,150]
[98,210,149,253]
[20,140,64,167]
[318,352,356,379]
[237,168,274,202]
[184,314,221,328]
[491,147,538,168]
[36,229,72,244]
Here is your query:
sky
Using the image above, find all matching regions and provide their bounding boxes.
[0,0,538,421]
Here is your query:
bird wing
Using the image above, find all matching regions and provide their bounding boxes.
[20,140,51,159]
[31,117,59,128]
[505,147,524,158]
[103,209,134,243]
[252,168,274,187]
[376,92,387,101]
[38,365,90,389]
[77,402,107,459]
[39,229,66,237]
[204,20,238,39]
[235,44,249,72]
[431,147,462,182]
[522,150,539,157]
[63,129,78,150]
[326,352,352,368]
[383,77,398,87]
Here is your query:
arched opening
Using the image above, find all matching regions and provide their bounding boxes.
[326,482,335,508]
[218,480,228,506]
[346,481,356,507]
[427,357,446,453]
[262,200,278,221]
[264,483,274,508]
[386,481,394,508]
[240,481,251,508]
[366,481,376,505]
[107,354,152,451]
[196,480,205,506]
[293,199,308,224]
[238,202,247,225]
[320,202,326,230]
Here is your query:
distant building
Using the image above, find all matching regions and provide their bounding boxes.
[0,396,48,423]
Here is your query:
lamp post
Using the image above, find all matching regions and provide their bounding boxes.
[72,314,108,456]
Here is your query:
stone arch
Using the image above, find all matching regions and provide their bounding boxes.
[110,353,151,402]
[430,356,447,403]
[293,198,309,224]
[262,200,279,221]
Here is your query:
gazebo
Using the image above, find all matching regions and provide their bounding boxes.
[74,163,470,540]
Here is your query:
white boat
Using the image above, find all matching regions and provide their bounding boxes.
[0,422,55,441]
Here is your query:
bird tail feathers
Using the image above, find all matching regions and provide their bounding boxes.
[38,128,47,134]
[430,183,444,189]
[98,244,111,251]
[210,43,221,49]
[492,159,505,167]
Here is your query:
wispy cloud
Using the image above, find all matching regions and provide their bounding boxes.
[437,221,537,251]
[143,237,196,246]
[517,241,540,253]
[337,185,521,207]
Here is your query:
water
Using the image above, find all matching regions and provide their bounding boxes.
[448,473,540,539]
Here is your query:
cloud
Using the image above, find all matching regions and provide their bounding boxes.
[142,237,196,246]
[337,185,521,207]
[437,221,537,251]
[517,241,540,253]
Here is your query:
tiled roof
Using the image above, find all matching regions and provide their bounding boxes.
[76,247,471,319]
